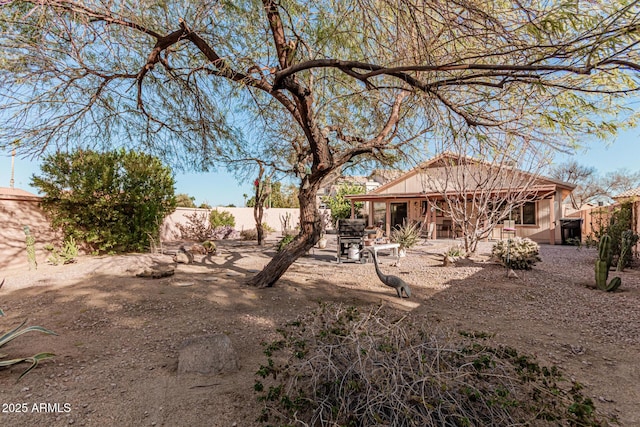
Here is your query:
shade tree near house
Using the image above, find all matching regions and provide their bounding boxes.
[2,2,640,287]
[420,135,551,254]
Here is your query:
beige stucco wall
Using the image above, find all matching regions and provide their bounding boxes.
[161,207,303,241]
[0,198,61,271]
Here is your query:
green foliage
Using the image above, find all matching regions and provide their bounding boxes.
[262,222,275,233]
[617,230,637,271]
[277,234,295,252]
[592,202,638,270]
[31,149,176,254]
[209,209,236,228]
[595,234,623,291]
[492,237,541,270]
[44,237,79,266]
[175,193,196,208]
[255,303,604,426]
[0,280,56,381]
[247,182,299,208]
[321,183,365,226]
[23,226,37,271]
[390,222,420,250]
[202,240,216,254]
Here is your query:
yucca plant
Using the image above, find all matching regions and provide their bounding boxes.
[391,222,420,250]
[0,279,57,381]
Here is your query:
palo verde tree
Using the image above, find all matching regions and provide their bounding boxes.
[2,1,640,287]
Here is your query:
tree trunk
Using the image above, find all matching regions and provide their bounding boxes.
[254,204,265,245]
[247,178,321,288]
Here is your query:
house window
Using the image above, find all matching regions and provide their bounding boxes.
[513,202,536,225]
[373,202,386,228]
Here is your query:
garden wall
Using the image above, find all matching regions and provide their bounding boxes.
[0,188,61,271]
[161,207,303,241]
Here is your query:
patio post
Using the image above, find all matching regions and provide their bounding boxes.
[549,193,556,245]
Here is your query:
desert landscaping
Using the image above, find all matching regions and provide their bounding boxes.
[0,236,639,426]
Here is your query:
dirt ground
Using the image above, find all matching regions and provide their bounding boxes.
[0,236,639,427]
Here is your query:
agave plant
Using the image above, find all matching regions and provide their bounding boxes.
[0,279,57,381]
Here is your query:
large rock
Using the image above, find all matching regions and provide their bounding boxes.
[177,334,238,375]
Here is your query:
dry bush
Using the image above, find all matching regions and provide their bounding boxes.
[175,211,213,242]
[255,304,602,426]
[240,229,258,241]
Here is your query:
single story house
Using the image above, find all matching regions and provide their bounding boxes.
[345,153,576,244]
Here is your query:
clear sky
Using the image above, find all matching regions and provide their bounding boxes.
[1,127,638,206]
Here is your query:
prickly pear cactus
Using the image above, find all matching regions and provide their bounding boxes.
[23,226,37,271]
[595,234,621,292]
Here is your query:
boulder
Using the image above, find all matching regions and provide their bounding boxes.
[177,334,238,375]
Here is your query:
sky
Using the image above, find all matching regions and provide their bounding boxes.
[1,127,638,206]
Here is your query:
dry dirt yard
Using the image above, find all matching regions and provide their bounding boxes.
[0,236,639,427]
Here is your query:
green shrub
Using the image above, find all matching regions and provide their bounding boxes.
[492,237,541,270]
[31,149,176,253]
[209,209,236,228]
[277,234,295,252]
[255,304,602,426]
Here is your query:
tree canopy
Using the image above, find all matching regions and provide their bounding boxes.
[31,149,176,253]
[3,0,640,286]
[550,160,640,208]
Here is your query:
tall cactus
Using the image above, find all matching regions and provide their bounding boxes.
[617,230,635,272]
[23,226,37,271]
[595,234,621,292]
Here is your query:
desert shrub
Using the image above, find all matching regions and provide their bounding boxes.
[391,221,420,250]
[176,211,214,241]
[240,229,258,241]
[444,244,465,258]
[277,234,295,252]
[255,304,602,426]
[31,149,176,253]
[209,210,236,228]
[0,279,57,381]
[261,222,275,233]
[492,237,541,270]
[44,237,79,265]
[211,225,239,240]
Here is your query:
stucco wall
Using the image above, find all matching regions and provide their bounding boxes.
[161,207,303,241]
[0,198,61,271]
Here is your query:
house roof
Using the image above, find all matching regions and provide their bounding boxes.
[371,152,576,195]
[0,187,41,201]
[613,186,640,199]
[344,152,575,203]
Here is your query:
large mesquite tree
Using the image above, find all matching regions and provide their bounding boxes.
[2,0,640,287]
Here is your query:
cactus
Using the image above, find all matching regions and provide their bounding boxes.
[23,226,37,271]
[595,234,621,292]
[617,230,635,272]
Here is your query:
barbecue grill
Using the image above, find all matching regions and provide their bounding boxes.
[336,219,367,263]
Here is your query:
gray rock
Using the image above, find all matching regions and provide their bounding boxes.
[177,335,238,375]
[173,251,192,264]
